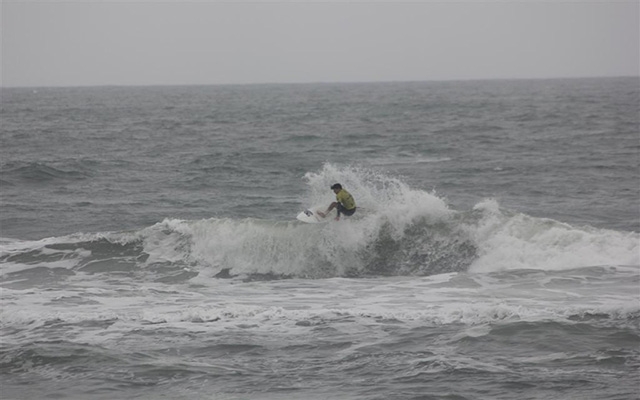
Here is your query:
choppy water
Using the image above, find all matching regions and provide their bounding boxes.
[1,78,639,399]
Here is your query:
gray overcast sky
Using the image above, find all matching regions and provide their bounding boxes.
[2,1,638,87]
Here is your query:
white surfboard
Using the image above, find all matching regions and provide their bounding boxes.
[296,209,329,224]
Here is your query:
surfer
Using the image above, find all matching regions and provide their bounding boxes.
[317,183,356,221]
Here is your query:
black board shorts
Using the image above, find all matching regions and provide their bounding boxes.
[337,204,356,217]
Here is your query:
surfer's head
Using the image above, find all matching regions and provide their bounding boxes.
[330,183,342,191]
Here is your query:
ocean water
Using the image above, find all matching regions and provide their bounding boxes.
[1,78,639,400]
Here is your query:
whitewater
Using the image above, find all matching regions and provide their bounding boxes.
[1,78,639,399]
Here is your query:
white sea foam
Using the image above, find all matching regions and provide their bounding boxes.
[468,199,640,273]
[2,270,637,346]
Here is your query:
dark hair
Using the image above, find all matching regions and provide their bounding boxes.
[330,183,342,190]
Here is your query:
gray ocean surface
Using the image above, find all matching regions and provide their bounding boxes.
[1,78,639,399]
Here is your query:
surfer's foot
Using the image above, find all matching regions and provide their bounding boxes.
[317,212,326,218]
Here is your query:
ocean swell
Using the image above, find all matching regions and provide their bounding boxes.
[1,166,637,282]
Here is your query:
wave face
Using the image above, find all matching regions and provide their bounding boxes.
[1,166,637,284]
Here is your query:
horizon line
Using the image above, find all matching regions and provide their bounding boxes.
[1,74,638,90]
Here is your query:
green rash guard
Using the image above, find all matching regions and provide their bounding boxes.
[336,189,356,210]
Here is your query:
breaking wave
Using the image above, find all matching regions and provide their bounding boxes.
[1,165,637,284]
